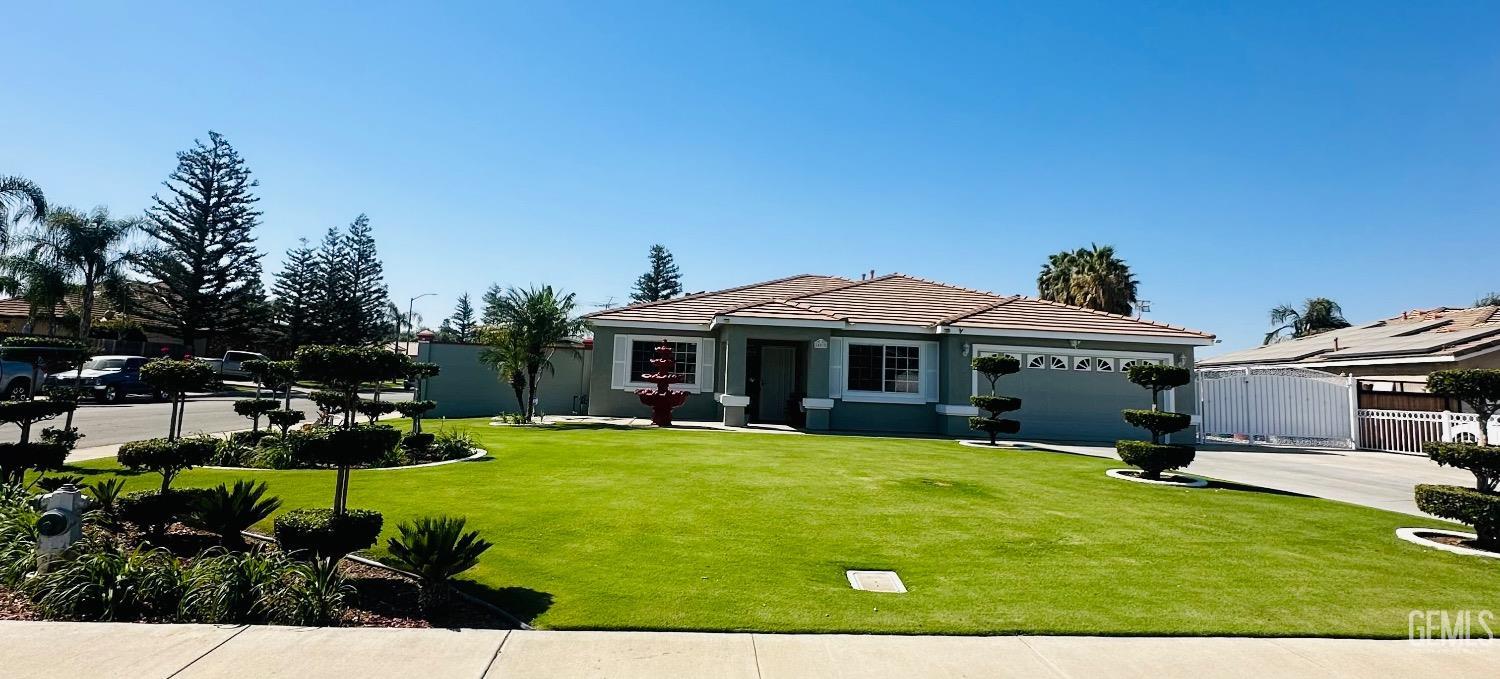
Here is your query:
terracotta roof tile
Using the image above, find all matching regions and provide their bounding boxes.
[583,274,849,325]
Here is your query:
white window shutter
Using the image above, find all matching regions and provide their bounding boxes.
[610,335,631,389]
[697,338,716,392]
[828,337,844,399]
[920,341,940,402]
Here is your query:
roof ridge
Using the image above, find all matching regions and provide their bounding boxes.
[718,297,846,321]
[999,295,1214,338]
[934,297,1020,326]
[881,273,1008,299]
[778,273,900,301]
[582,273,847,318]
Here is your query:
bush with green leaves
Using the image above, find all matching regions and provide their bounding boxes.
[241,359,298,400]
[233,398,280,433]
[1426,369,1500,446]
[273,507,384,559]
[0,441,68,486]
[1116,440,1196,480]
[0,336,91,372]
[266,408,306,436]
[396,399,437,433]
[25,542,184,621]
[0,399,76,485]
[355,398,397,423]
[118,488,213,535]
[35,475,85,492]
[0,485,40,585]
[1420,442,1500,494]
[401,432,436,453]
[967,354,1021,445]
[117,436,217,492]
[427,428,479,462]
[1115,362,1196,480]
[385,515,493,613]
[1415,484,1500,550]
[184,481,283,548]
[139,358,215,440]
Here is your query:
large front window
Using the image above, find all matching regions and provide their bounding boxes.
[630,340,697,384]
[847,343,920,393]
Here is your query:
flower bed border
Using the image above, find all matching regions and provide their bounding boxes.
[1105,468,1208,488]
[201,448,488,472]
[1395,527,1500,560]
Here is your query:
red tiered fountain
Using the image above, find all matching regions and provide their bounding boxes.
[635,340,689,426]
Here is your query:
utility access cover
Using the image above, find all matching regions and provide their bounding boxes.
[846,570,907,593]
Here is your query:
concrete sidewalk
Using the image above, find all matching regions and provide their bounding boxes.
[1021,441,1471,517]
[3,622,1497,678]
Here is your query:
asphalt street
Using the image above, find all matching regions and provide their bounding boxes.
[2,390,412,449]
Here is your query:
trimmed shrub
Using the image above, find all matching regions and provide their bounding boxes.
[1115,441,1196,480]
[968,355,1022,445]
[385,516,493,614]
[266,409,306,436]
[40,425,85,451]
[117,437,217,492]
[118,488,213,533]
[1421,442,1500,493]
[184,480,282,548]
[396,400,436,419]
[274,507,384,559]
[969,395,1021,414]
[1125,364,1192,395]
[294,345,410,390]
[310,390,348,418]
[401,432,435,452]
[1426,370,1500,446]
[0,441,69,484]
[1122,409,1192,442]
[300,425,401,468]
[0,400,75,428]
[355,399,397,423]
[232,398,280,432]
[1415,484,1500,550]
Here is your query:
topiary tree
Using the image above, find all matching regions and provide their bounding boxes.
[1415,369,1500,549]
[1116,363,1196,480]
[355,398,397,424]
[139,358,215,440]
[396,400,437,434]
[295,345,410,428]
[117,436,217,493]
[267,409,306,436]
[967,354,1021,445]
[242,358,298,407]
[407,361,440,398]
[233,399,280,433]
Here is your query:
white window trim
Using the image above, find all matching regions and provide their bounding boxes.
[839,338,936,404]
[970,343,1179,411]
[612,334,714,393]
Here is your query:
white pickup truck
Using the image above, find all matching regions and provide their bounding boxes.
[196,350,269,381]
[0,358,45,400]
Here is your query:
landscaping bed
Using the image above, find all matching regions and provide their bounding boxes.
[47,419,1500,637]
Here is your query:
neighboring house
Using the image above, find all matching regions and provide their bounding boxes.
[1199,305,1500,397]
[0,285,182,348]
[582,273,1214,441]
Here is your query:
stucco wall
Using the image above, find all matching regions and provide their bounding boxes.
[586,326,721,421]
[419,342,591,419]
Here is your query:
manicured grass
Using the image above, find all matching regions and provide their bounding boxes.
[63,420,1498,636]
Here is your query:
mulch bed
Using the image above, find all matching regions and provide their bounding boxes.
[1112,469,1199,485]
[0,524,515,629]
[1420,532,1500,555]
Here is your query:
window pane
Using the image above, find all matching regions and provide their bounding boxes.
[630,340,697,384]
[883,345,920,393]
[847,344,882,391]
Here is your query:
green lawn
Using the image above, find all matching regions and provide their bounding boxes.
[63,420,1497,637]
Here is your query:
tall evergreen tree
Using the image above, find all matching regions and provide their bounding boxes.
[446,292,477,343]
[271,238,318,349]
[135,132,268,351]
[630,244,683,303]
[342,214,390,345]
[310,225,349,344]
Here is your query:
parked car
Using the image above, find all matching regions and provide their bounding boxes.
[0,359,46,400]
[197,350,269,381]
[44,355,167,404]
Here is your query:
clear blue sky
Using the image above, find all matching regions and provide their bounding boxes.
[5,2,1498,355]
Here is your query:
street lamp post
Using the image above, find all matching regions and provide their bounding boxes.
[396,293,436,355]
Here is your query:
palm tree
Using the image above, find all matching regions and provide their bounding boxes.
[22,206,139,339]
[1264,298,1351,345]
[0,256,70,334]
[478,325,530,413]
[1036,244,1139,316]
[483,285,585,420]
[0,175,47,248]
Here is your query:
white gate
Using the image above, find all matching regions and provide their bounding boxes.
[1197,366,1356,449]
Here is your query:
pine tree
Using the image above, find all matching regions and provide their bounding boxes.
[135,131,268,351]
[630,244,683,303]
[446,292,477,343]
[271,238,318,350]
[310,225,349,344]
[342,214,390,345]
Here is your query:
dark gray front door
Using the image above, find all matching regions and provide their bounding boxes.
[757,346,796,422]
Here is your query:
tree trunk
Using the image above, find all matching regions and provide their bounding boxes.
[167,393,179,440]
[79,272,96,341]
[526,370,541,420]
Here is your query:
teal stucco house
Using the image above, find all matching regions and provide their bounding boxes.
[583,273,1214,441]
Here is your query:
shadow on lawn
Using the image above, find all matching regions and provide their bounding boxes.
[458,581,554,627]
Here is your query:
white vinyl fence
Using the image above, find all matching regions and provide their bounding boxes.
[1197,366,1357,449]
[1356,409,1500,454]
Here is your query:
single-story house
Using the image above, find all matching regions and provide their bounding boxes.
[582,273,1214,441]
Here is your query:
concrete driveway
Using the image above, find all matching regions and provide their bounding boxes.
[1024,441,1473,517]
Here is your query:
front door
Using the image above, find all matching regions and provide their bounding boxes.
[757,346,797,422]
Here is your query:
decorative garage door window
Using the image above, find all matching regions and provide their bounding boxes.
[1027,355,1046,369]
[1050,356,1068,370]
[1023,354,1162,373]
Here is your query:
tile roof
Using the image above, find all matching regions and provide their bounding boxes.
[0,283,174,329]
[587,272,1214,342]
[1199,305,1500,367]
